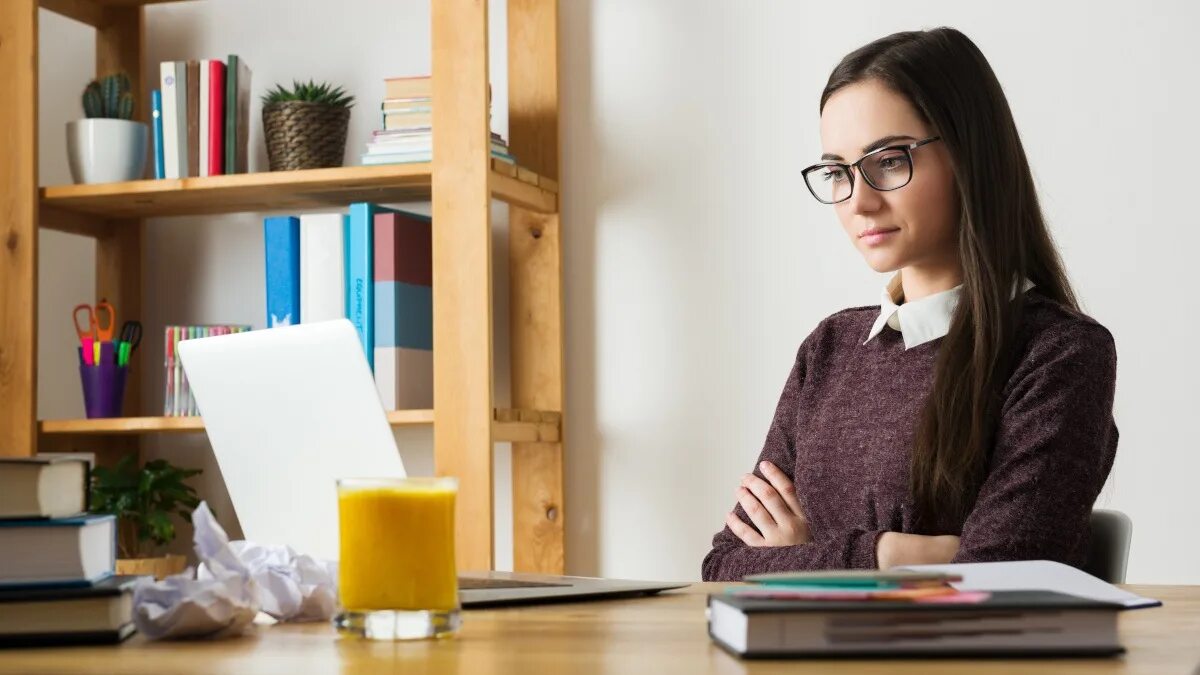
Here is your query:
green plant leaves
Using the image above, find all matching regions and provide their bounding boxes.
[261,79,355,109]
[89,453,203,557]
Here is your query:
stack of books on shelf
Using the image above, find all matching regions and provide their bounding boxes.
[153,56,253,179]
[0,456,139,646]
[164,325,252,416]
[361,75,516,167]
[263,204,432,411]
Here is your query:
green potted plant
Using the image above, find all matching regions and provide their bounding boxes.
[90,454,202,579]
[67,72,148,184]
[261,79,355,171]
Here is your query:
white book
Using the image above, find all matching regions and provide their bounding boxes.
[300,213,347,324]
[198,60,210,177]
[373,347,433,411]
[159,62,185,179]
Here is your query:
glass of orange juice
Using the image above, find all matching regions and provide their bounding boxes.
[333,477,460,640]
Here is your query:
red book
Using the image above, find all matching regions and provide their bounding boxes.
[207,60,226,176]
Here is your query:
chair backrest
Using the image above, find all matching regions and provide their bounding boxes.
[1084,509,1132,584]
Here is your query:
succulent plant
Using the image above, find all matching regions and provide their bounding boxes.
[83,72,135,120]
[262,79,355,109]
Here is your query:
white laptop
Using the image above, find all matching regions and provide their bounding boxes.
[179,319,684,606]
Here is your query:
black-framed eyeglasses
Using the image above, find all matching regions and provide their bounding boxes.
[801,136,942,204]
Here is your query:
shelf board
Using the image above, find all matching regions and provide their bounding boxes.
[39,163,557,232]
[40,0,194,28]
[37,408,561,443]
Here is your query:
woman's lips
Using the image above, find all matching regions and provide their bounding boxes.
[859,227,900,246]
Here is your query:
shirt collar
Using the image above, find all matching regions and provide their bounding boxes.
[863,274,1035,350]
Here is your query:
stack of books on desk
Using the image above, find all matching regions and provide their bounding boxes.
[708,569,1124,658]
[360,75,516,166]
[0,457,139,646]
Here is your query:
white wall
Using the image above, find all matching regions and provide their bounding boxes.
[38,0,1200,584]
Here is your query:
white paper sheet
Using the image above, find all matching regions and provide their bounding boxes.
[898,560,1160,609]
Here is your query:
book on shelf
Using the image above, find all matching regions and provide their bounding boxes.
[151,89,165,179]
[164,325,252,416]
[0,514,115,588]
[159,61,187,179]
[226,54,252,174]
[0,575,140,647]
[264,216,301,328]
[186,60,200,178]
[153,55,248,179]
[300,213,348,324]
[0,456,90,520]
[263,205,434,410]
[374,210,433,410]
[199,59,227,177]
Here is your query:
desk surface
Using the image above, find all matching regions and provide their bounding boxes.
[1,584,1197,674]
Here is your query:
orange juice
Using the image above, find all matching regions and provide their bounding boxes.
[337,478,458,611]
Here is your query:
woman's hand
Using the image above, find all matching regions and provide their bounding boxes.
[725,461,812,547]
[875,532,960,569]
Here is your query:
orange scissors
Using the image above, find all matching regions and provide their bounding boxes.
[73,301,116,366]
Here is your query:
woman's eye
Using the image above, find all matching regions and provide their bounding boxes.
[875,153,906,171]
[823,168,848,183]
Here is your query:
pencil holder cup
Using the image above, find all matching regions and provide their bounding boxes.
[80,362,128,418]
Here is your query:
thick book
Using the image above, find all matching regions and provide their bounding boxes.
[708,590,1123,658]
[207,59,226,176]
[159,62,187,179]
[299,213,348,324]
[0,456,89,519]
[384,75,432,100]
[373,210,433,410]
[0,514,115,587]
[264,216,301,327]
[151,89,164,179]
[0,575,138,647]
[186,60,200,178]
[225,55,252,174]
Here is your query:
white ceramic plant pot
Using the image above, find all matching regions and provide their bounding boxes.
[66,118,148,184]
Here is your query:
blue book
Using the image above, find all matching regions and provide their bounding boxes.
[264,216,301,328]
[347,203,397,368]
[151,89,165,179]
[0,514,116,588]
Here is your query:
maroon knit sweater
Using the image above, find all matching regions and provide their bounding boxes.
[701,291,1118,581]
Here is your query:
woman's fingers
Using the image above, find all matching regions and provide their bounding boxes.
[759,461,804,518]
[740,472,792,525]
[736,486,776,534]
[726,511,765,547]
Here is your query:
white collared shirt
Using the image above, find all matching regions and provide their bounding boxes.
[863,275,1035,350]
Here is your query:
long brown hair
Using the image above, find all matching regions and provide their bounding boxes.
[820,28,1079,527]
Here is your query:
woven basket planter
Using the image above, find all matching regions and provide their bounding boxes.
[262,101,350,171]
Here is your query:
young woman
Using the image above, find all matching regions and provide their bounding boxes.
[701,27,1118,580]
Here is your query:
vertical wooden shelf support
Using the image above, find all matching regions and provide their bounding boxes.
[432,0,497,571]
[0,1,39,458]
[91,5,146,463]
[508,0,565,574]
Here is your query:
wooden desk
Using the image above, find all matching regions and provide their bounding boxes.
[1,584,1197,674]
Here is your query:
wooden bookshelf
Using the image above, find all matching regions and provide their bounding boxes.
[6,0,566,575]
[37,408,562,442]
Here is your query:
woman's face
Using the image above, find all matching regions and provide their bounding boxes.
[818,79,959,275]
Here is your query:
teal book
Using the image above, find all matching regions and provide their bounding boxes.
[347,203,397,368]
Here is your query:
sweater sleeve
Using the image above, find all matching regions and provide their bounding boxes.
[701,336,885,581]
[952,321,1118,566]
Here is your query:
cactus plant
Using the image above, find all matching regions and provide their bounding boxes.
[82,73,135,120]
